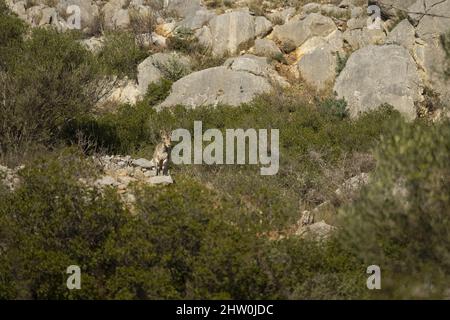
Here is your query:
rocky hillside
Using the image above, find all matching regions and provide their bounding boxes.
[5,0,450,119]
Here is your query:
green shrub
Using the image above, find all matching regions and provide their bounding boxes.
[336,52,349,76]
[143,78,173,105]
[272,52,288,64]
[133,176,256,297]
[0,155,367,299]
[98,31,148,79]
[69,94,401,217]
[167,27,197,54]
[339,119,450,298]
[0,152,180,299]
[62,79,172,155]
[0,0,26,70]
[129,8,157,40]
[154,57,191,82]
[0,28,107,156]
[318,98,348,119]
[62,103,156,155]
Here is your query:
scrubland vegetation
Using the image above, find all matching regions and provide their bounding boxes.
[0,1,449,299]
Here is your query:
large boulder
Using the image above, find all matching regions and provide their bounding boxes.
[252,39,282,58]
[100,79,141,105]
[158,66,272,108]
[102,0,130,30]
[295,31,344,90]
[7,0,26,19]
[334,45,423,120]
[271,13,337,51]
[148,175,174,185]
[409,0,450,106]
[295,220,336,240]
[409,0,450,31]
[209,11,256,57]
[372,0,418,18]
[176,8,215,30]
[195,25,213,48]
[166,0,203,18]
[343,27,386,50]
[111,9,130,29]
[386,19,415,52]
[297,44,337,91]
[255,16,273,37]
[25,5,52,26]
[267,7,296,24]
[56,0,99,33]
[79,36,104,53]
[223,54,289,87]
[320,3,350,18]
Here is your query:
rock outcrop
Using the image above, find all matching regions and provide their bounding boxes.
[385,19,416,52]
[408,0,450,106]
[373,0,417,18]
[271,13,337,51]
[295,30,344,90]
[166,0,203,18]
[208,10,257,57]
[91,155,173,205]
[252,39,283,58]
[158,66,272,108]
[334,45,423,119]
[5,0,450,117]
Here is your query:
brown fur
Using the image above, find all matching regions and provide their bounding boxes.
[152,130,172,176]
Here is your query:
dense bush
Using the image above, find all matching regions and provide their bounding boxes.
[61,77,172,156]
[0,152,369,299]
[65,96,401,230]
[0,1,26,70]
[97,31,148,79]
[0,25,109,158]
[339,119,450,298]
[0,152,179,299]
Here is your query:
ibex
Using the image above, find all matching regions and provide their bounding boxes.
[152,130,172,176]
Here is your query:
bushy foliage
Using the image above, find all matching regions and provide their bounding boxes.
[66,96,401,233]
[339,119,450,298]
[0,152,367,299]
[167,27,197,54]
[318,98,348,119]
[0,0,26,70]
[143,78,173,106]
[0,26,108,157]
[154,57,191,82]
[97,31,148,79]
[0,152,179,299]
[336,52,349,76]
[62,79,173,155]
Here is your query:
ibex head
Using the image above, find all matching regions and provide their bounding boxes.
[160,129,172,149]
